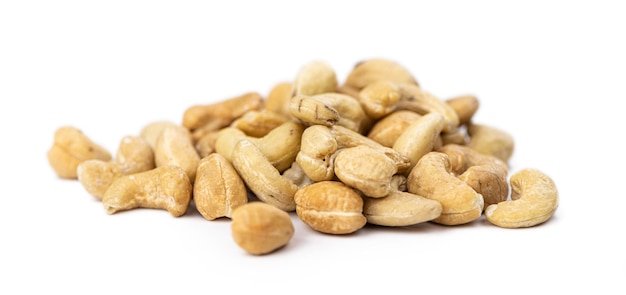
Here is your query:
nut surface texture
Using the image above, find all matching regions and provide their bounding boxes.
[194,153,248,220]
[231,202,295,255]
[363,191,442,226]
[439,144,509,209]
[485,168,558,228]
[407,152,484,225]
[231,139,299,211]
[47,126,112,179]
[294,181,367,234]
[102,165,192,217]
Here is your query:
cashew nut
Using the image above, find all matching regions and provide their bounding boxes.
[333,145,399,198]
[182,92,263,141]
[264,81,293,119]
[392,112,445,172]
[367,110,422,147]
[343,58,418,91]
[467,122,515,163]
[289,93,371,134]
[294,181,367,234]
[102,165,192,217]
[407,151,484,225]
[216,121,304,172]
[154,125,201,183]
[295,125,338,182]
[47,126,112,179]
[139,120,180,149]
[194,153,248,220]
[358,81,459,133]
[231,139,299,211]
[292,60,338,96]
[77,135,155,200]
[362,175,442,226]
[485,168,558,228]
[296,124,410,182]
[438,144,509,209]
[445,94,480,126]
[230,109,290,138]
[231,202,295,255]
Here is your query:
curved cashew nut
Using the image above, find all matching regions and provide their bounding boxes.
[102,165,192,217]
[289,93,371,134]
[182,92,263,141]
[392,112,445,172]
[358,81,459,133]
[295,125,338,182]
[231,139,299,212]
[296,125,410,182]
[367,110,422,147]
[330,125,411,173]
[362,175,442,226]
[216,121,305,172]
[438,144,509,209]
[485,168,558,228]
[407,151,484,225]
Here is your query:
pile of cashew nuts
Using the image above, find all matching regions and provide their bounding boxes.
[47,58,559,255]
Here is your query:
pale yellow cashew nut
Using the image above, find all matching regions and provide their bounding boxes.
[77,135,155,200]
[485,168,558,228]
[231,139,299,212]
[292,60,338,96]
[407,151,484,225]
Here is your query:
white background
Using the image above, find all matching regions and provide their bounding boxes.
[1,1,624,294]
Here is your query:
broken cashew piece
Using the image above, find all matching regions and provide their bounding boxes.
[102,165,192,217]
[47,126,112,179]
[485,168,558,228]
[77,135,155,200]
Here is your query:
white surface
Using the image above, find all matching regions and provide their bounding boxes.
[1,1,624,294]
